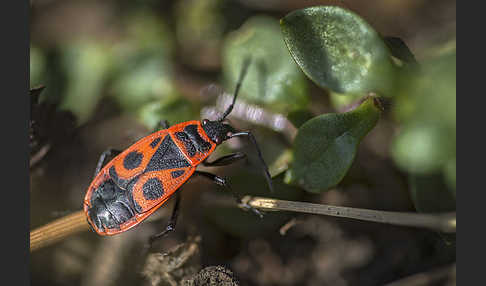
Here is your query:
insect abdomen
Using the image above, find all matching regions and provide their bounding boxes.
[87,178,137,233]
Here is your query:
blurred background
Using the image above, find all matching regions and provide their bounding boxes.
[30,0,456,285]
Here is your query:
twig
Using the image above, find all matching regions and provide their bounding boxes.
[29,144,50,169]
[241,196,456,233]
[30,210,88,252]
[30,194,455,252]
[279,218,299,235]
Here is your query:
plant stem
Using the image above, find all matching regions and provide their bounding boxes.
[241,196,456,233]
[30,195,455,252]
[30,210,88,252]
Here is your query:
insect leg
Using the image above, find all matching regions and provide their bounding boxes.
[194,171,263,218]
[93,148,122,178]
[202,152,247,167]
[148,192,182,245]
[229,131,274,193]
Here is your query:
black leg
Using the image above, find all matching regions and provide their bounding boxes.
[94,148,122,178]
[202,152,247,167]
[148,192,182,245]
[194,171,263,218]
[229,131,274,193]
[155,120,170,131]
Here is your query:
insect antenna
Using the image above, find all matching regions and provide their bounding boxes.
[218,57,252,121]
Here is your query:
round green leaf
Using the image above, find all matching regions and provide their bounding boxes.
[286,97,381,193]
[392,124,454,175]
[281,6,396,95]
[222,16,309,113]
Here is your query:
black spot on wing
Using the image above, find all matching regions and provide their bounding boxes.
[145,135,190,172]
[171,170,185,178]
[123,151,143,170]
[143,178,164,200]
[150,137,161,148]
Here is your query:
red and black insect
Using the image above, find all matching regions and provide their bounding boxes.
[83,59,273,241]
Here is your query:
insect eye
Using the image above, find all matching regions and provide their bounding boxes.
[202,119,209,125]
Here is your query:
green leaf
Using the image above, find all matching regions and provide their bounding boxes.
[137,94,199,130]
[328,91,364,110]
[222,16,309,113]
[286,97,381,193]
[174,0,226,68]
[111,58,175,112]
[393,52,456,128]
[122,10,174,56]
[383,36,417,64]
[175,0,225,44]
[392,52,456,176]
[110,11,175,113]
[287,109,315,128]
[281,6,397,95]
[60,43,113,125]
[409,172,456,244]
[391,124,454,175]
[30,46,45,87]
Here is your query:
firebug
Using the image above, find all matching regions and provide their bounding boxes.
[83,58,273,242]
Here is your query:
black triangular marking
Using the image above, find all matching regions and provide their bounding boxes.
[145,135,190,172]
